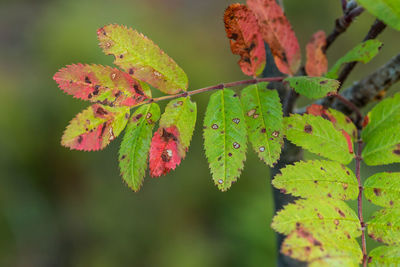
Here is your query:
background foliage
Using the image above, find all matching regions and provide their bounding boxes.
[1,0,399,266]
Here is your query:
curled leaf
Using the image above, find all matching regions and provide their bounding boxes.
[224,4,266,77]
[54,64,150,106]
[305,31,328,77]
[247,0,301,75]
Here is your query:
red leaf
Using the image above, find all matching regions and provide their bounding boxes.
[247,0,301,75]
[305,31,328,77]
[224,4,266,77]
[53,64,149,107]
[341,130,354,154]
[149,126,182,177]
[306,104,336,123]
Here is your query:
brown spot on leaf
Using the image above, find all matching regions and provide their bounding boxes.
[393,149,400,155]
[233,142,240,149]
[129,68,134,75]
[85,76,91,84]
[212,124,219,129]
[228,152,233,157]
[336,208,346,217]
[261,128,266,133]
[373,188,382,196]
[259,146,265,152]
[96,107,108,116]
[232,118,240,124]
[272,131,279,137]
[304,124,312,133]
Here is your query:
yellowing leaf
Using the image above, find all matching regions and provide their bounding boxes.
[62,104,129,151]
[54,64,150,107]
[364,172,400,208]
[98,24,188,94]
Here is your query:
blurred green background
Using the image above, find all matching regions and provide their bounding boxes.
[1,0,399,266]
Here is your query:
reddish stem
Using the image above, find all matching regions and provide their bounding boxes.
[147,76,284,104]
[355,135,367,266]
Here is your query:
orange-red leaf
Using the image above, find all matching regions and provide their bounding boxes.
[224,4,266,77]
[247,0,301,75]
[149,126,182,177]
[305,31,328,77]
[53,64,150,107]
[306,104,336,123]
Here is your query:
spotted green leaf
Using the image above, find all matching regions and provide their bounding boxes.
[272,198,361,237]
[159,97,197,157]
[282,227,362,266]
[272,160,358,200]
[362,92,400,143]
[357,0,400,31]
[326,40,383,79]
[364,172,400,208]
[368,208,400,245]
[362,125,400,166]
[240,83,283,166]
[284,114,354,164]
[62,104,129,151]
[203,89,247,191]
[119,104,160,191]
[285,76,340,99]
[327,108,358,141]
[368,246,400,266]
[98,24,188,94]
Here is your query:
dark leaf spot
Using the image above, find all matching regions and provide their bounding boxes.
[233,142,240,149]
[373,188,382,196]
[304,124,312,133]
[212,124,219,129]
[232,118,240,124]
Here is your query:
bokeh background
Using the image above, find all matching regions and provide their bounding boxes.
[1,0,399,266]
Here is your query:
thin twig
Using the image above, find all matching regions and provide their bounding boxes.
[324,6,364,53]
[337,20,387,88]
[355,136,367,267]
[145,77,284,104]
[330,93,363,127]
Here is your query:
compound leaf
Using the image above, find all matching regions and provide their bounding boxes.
[272,198,361,237]
[305,30,328,77]
[362,125,400,166]
[368,246,400,266]
[326,40,383,79]
[364,172,400,208]
[285,76,339,99]
[98,24,188,94]
[284,114,354,164]
[247,0,301,75]
[119,103,160,191]
[282,227,362,266]
[240,83,283,166]
[62,104,130,151]
[272,160,358,200]
[203,89,247,191]
[53,64,150,106]
[149,97,197,177]
[357,0,400,31]
[224,4,266,77]
[362,92,400,143]
[368,208,400,245]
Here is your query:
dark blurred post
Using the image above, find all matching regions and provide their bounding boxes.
[262,24,306,267]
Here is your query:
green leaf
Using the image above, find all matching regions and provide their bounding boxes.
[62,104,130,151]
[240,83,283,166]
[368,246,400,266]
[357,0,400,31]
[326,40,383,79]
[362,125,400,166]
[119,104,160,191]
[327,108,358,142]
[53,64,151,106]
[272,198,361,237]
[98,24,188,94]
[367,208,400,245]
[272,160,359,200]
[159,97,197,157]
[282,227,362,266]
[364,172,400,208]
[203,89,247,191]
[284,114,354,164]
[362,92,400,143]
[285,76,340,99]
